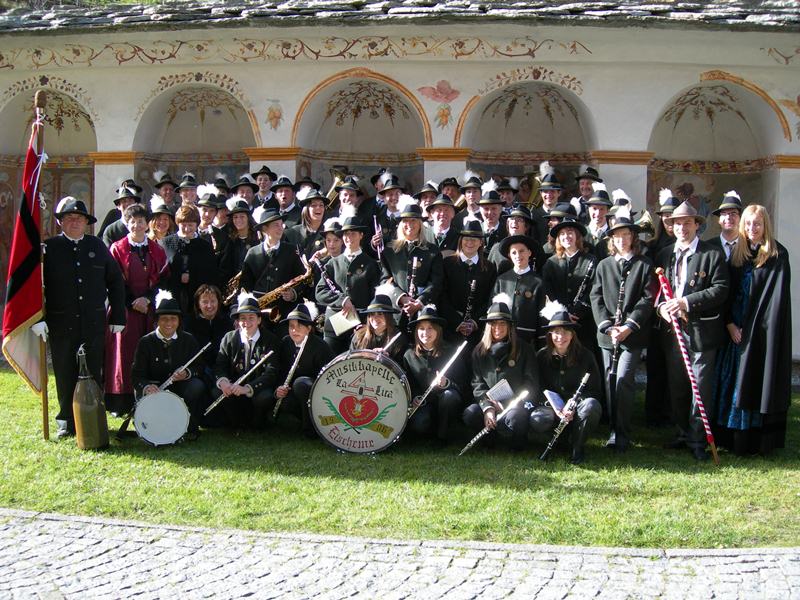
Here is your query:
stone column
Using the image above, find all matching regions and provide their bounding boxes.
[416,148,472,187]
[87,152,137,229]
[590,151,654,208]
[243,147,299,182]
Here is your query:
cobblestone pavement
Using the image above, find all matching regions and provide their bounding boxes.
[1,508,798,599]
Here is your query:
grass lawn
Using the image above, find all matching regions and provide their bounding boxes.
[0,366,798,549]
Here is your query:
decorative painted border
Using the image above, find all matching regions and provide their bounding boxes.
[760,47,800,66]
[700,70,791,142]
[298,148,422,166]
[135,70,261,148]
[243,147,301,161]
[469,151,590,164]
[0,75,97,122]
[87,151,138,164]
[649,157,773,174]
[592,151,655,165]
[477,65,583,97]
[0,36,592,70]
[291,67,432,148]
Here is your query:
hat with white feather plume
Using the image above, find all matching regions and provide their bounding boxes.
[481,292,514,323]
[540,299,576,329]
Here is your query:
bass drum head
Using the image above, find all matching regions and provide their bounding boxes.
[133,390,190,447]
[309,350,410,454]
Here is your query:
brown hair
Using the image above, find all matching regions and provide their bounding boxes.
[605,227,642,256]
[352,314,398,350]
[175,205,200,225]
[193,284,223,318]
[474,319,519,361]
[544,328,583,367]
[553,227,585,258]
[413,320,444,357]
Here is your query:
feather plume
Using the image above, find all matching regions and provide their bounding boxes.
[422,303,437,313]
[116,184,135,196]
[492,292,512,307]
[570,197,583,216]
[251,206,266,223]
[323,217,341,230]
[296,187,314,202]
[724,190,740,200]
[226,197,241,212]
[236,291,256,306]
[611,188,630,203]
[214,171,227,181]
[508,177,519,190]
[196,183,219,198]
[462,213,481,226]
[150,194,165,212]
[302,299,319,321]
[154,289,173,306]
[579,163,590,173]
[398,194,418,213]
[181,171,196,179]
[378,171,395,187]
[239,173,257,184]
[424,179,439,191]
[591,181,607,194]
[154,169,167,182]
[55,196,76,214]
[461,169,480,184]
[481,178,498,194]
[658,188,674,206]
[614,205,632,222]
[540,299,568,321]
[339,202,357,219]
[539,161,555,178]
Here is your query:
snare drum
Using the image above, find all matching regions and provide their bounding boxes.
[308,350,410,454]
[133,390,190,446]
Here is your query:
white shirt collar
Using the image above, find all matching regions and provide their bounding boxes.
[513,266,531,275]
[565,249,579,259]
[263,240,281,252]
[127,234,148,247]
[62,232,84,243]
[280,202,296,214]
[344,250,362,260]
[155,329,178,341]
[459,252,479,265]
[433,226,450,236]
[615,252,634,262]
[720,234,738,246]
[675,236,700,254]
[239,329,261,345]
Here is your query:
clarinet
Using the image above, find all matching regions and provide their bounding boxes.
[539,373,591,460]
[312,256,340,295]
[569,258,595,313]
[407,256,419,300]
[609,260,633,381]
[462,278,477,323]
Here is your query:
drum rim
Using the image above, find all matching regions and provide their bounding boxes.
[308,349,411,455]
[133,390,190,447]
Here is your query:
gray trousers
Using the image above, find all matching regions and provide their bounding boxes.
[529,398,601,454]
[601,347,642,446]
[664,330,717,450]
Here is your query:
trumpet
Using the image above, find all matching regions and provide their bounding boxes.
[257,262,315,322]
[325,167,348,211]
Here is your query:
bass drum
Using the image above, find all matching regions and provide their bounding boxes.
[308,350,410,454]
[133,390,190,447]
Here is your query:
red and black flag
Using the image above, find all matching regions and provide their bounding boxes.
[2,109,46,393]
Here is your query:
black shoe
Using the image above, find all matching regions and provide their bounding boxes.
[605,433,617,448]
[615,442,629,454]
[663,439,686,450]
[691,447,710,461]
[184,430,200,442]
[570,450,585,465]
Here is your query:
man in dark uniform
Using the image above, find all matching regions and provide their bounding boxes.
[655,201,729,461]
[102,184,144,248]
[422,194,460,256]
[708,191,742,262]
[32,197,126,438]
[252,165,278,208]
[584,182,612,259]
[97,179,142,240]
[131,291,206,439]
[530,161,562,242]
[213,293,279,429]
[575,164,603,224]
[153,171,179,212]
[478,189,507,255]
[240,209,308,331]
[231,174,260,209]
[272,176,302,228]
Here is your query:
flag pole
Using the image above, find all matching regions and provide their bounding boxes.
[34,90,49,441]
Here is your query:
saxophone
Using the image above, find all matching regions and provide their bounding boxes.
[257,262,315,322]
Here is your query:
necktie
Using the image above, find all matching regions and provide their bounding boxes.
[436,233,444,246]
[726,241,735,258]
[245,339,254,366]
[675,248,688,287]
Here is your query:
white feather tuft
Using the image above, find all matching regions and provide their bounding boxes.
[374,282,396,299]
[150,194,165,212]
[492,292,512,307]
[540,299,568,321]
[481,178,498,194]
[296,187,314,202]
[611,188,630,203]
[378,171,395,187]
[339,203,357,219]
[424,179,439,190]
[724,190,740,200]
[570,197,583,216]
[461,169,480,184]
[196,183,219,198]
[592,181,607,194]
[154,170,167,182]
[462,213,481,225]
[214,171,227,181]
[55,196,76,214]
[323,217,341,230]
[614,205,632,222]
[236,290,256,306]
[154,289,173,306]
[658,188,674,205]
[117,184,136,196]
[239,173,257,184]
[302,300,319,321]
[181,171,196,179]
[539,161,555,178]
[422,303,437,313]
[579,163,590,173]
[251,206,266,223]
[508,177,519,190]
[398,194,418,213]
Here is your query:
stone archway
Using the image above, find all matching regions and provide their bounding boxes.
[292,68,430,195]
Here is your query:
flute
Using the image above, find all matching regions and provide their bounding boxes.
[273,334,309,419]
[408,340,468,419]
[459,390,529,456]
[204,350,274,416]
[539,373,590,461]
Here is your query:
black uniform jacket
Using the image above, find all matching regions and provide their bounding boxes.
[43,234,126,338]
[421,225,459,255]
[240,241,307,320]
[315,252,382,337]
[381,240,444,306]
[542,251,597,323]
[491,269,546,344]
[214,329,280,395]
[131,330,201,397]
[102,219,128,248]
[655,240,730,352]
[402,341,469,399]
[590,254,657,351]
[536,346,602,405]
[471,340,540,411]
[275,334,334,384]
[440,255,497,338]
[184,313,234,370]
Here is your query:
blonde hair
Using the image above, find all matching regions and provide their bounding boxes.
[731,204,777,269]
[391,218,427,252]
[474,319,519,360]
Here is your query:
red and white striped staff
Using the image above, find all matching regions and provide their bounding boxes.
[655,267,719,465]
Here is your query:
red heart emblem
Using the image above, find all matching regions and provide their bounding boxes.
[339,395,379,428]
